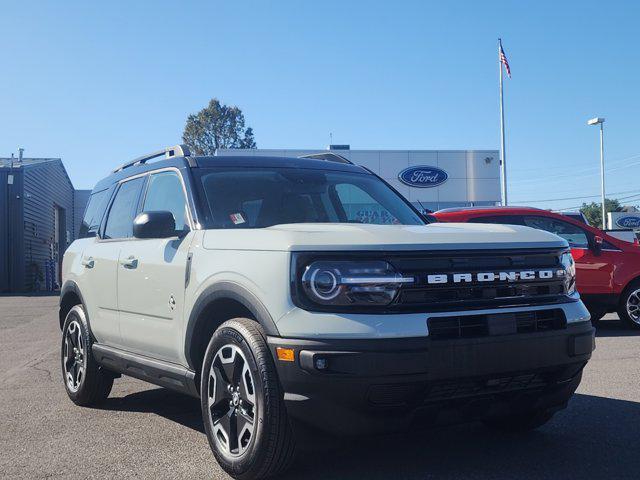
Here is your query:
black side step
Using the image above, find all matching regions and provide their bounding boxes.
[92,344,199,398]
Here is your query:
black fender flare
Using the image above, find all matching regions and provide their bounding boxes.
[59,280,90,331]
[184,281,280,369]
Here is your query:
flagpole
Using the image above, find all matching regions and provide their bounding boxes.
[498,38,508,206]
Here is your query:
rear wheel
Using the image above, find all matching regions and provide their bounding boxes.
[483,409,555,432]
[201,318,295,479]
[61,305,114,406]
[618,281,640,330]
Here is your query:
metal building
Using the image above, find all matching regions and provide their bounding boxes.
[0,155,89,292]
[217,146,501,212]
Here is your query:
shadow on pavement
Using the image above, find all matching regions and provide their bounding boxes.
[102,389,640,479]
[595,318,640,337]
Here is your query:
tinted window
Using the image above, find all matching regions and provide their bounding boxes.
[103,177,145,239]
[143,171,189,231]
[79,189,110,238]
[468,215,524,225]
[522,216,589,248]
[195,168,423,228]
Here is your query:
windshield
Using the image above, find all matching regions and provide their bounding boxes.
[194,167,424,228]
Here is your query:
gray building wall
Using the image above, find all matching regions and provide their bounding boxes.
[1,158,88,292]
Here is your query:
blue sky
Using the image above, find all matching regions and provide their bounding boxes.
[2,0,639,210]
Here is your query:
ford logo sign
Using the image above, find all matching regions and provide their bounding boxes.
[616,216,640,229]
[398,166,448,188]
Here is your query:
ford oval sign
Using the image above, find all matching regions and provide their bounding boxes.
[398,166,448,188]
[616,216,640,229]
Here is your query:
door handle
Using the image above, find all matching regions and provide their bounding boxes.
[81,257,94,269]
[120,256,138,269]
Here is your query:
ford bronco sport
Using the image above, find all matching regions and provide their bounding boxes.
[60,145,595,479]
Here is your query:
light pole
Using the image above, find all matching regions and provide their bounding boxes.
[587,117,606,229]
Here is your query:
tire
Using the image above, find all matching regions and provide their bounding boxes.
[618,280,640,329]
[200,318,295,480]
[483,409,555,433]
[61,305,114,406]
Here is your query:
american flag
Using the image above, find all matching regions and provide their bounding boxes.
[499,40,511,78]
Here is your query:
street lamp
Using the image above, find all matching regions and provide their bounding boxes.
[587,117,606,229]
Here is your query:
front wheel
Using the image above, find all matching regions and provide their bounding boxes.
[61,305,113,406]
[201,318,295,480]
[618,281,640,330]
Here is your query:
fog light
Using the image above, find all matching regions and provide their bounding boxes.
[315,358,328,370]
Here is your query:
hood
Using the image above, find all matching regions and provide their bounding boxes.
[202,222,568,252]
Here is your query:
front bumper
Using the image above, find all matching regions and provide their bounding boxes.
[268,321,595,435]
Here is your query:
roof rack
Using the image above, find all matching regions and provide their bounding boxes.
[112,144,192,173]
[298,152,353,165]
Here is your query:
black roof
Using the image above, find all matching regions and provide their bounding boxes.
[93,155,369,191]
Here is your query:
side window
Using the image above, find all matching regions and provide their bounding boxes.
[468,215,524,225]
[79,189,110,238]
[142,171,189,231]
[522,216,589,248]
[334,183,398,224]
[103,177,145,239]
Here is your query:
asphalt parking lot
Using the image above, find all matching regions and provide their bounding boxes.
[1,295,639,479]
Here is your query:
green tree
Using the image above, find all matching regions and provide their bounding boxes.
[182,98,256,155]
[580,198,623,229]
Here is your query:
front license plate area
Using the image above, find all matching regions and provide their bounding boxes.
[487,313,517,336]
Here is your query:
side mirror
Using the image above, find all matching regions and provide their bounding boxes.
[133,211,176,239]
[592,235,604,256]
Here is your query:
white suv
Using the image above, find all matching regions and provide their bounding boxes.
[60,145,595,479]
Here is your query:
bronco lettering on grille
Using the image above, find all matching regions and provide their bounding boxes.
[426,270,564,285]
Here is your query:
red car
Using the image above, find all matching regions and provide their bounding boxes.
[433,207,640,328]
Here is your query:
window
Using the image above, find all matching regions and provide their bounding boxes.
[194,167,423,229]
[468,215,525,226]
[522,216,589,248]
[143,171,189,231]
[79,189,110,238]
[103,177,145,239]
[334,183,398,224]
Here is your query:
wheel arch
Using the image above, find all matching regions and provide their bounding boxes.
[59,280,88,331]
[184,282,279,375]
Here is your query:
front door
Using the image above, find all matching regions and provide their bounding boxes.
[117,170,193,364]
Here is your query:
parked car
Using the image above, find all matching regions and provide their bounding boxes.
[59,147,594,479]
[434,206,640,327]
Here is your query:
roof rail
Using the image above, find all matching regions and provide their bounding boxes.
[112,144,192,173]
[298,152,353,165]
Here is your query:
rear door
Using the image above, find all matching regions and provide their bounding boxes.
[117,169,194,364]
[520,215,616,295]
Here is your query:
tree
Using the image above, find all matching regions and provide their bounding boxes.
[580,198,623,229]
[182,98,256,155]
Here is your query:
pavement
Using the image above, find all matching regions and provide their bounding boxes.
[1,295,639,480]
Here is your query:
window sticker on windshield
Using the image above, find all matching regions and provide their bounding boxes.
[229,213,246,225]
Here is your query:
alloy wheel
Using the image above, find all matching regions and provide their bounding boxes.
[63,320,85,392]
[627,289,640,324]
[207,344,257,457]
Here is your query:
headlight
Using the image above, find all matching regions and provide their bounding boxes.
[300,260,414,306]
[560,252,576,295]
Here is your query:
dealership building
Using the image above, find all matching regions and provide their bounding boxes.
[217,146,501,212]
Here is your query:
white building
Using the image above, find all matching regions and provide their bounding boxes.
[217,147,501,212]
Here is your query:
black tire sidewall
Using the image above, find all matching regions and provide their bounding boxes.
[200,319,275,478]
[618,280,640,329]
[60,305,112,405]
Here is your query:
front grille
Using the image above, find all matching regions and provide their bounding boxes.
[428,309,566,340]
[389,248,568,310]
